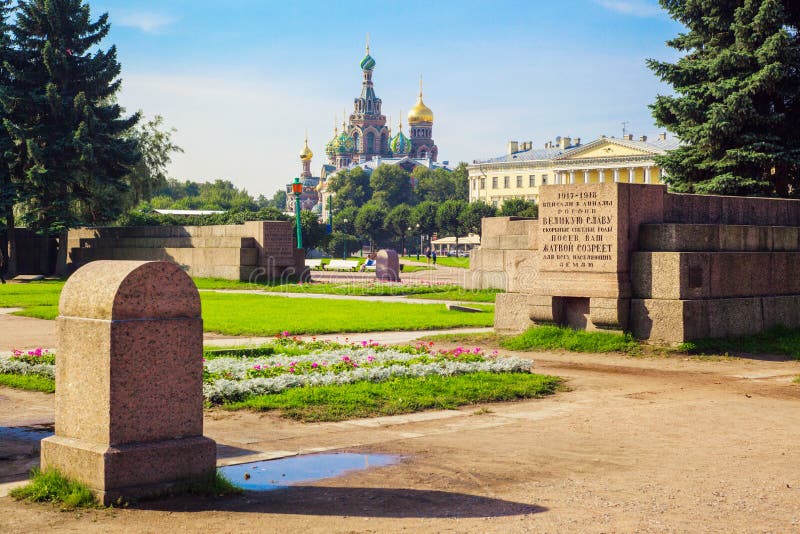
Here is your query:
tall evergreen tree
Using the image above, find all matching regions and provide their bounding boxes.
[3,0,140,235]
[648,0,800,196]
[0,0,15,273]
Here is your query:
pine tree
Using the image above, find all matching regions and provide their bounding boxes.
[648,0,800,196]
[0,0,15,273]
[3,0,139,235]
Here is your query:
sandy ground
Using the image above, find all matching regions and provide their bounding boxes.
[1,347,799,533]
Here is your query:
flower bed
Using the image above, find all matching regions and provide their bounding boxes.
[0,348,55,379]
[1,337,535,407]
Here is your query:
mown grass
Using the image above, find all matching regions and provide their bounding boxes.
[412,289,501,303]
[0,280,63,319]
[402,255,470,269]
[677,326,800,359]
[501,325,640,354]
[201,293,494,336]
[194,278,475,296]
[223,372,563,421]
[2,281,496,334]
[794,376,800,384]
[10,468,97,508]
[0,373,55,392]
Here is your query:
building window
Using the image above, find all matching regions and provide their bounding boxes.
[366,132,375,153]
[541,174,548,185]
[529,175,535,187]
[480,178,486,189]
[492,177,498,189]
[492,200,498,208]
[503,176,510,188]
[516,176,522,188]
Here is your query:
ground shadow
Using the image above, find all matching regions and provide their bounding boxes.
[135,485,547,519]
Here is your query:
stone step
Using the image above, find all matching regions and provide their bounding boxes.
[78,236,257,249]
[70,246,258,266]
[639,223,800,252]
[632,251,800,299]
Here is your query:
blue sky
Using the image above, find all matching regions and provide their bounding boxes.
[92,0,683,197]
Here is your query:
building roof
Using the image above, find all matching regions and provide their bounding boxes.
[474,135,681,165]
[154,209,225,216]
[431,234,481,245]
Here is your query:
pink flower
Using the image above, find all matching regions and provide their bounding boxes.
[281,331,290,337]
[367,356,375,362]
[311,362,319,369]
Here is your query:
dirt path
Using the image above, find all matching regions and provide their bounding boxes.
[1,348,798,532]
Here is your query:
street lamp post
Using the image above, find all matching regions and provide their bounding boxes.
[327,200,333,234]
[342,218,349,259]
[292,177,303,249]
[416,223,421,260]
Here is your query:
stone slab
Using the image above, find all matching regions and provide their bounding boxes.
[494,293,533,333]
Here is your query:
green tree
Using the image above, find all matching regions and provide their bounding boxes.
[355,201,388,251]
[333,205,358,235]
[330,167,372,210]
[436,199,468,251]
[451,163,470,200]
[271,189,287,210]
[384,203,413,252]
[500,198,538,218]
[326,232,360,258]
[462,201,497,236]
[648,0,800,196]
[370,164,413,206]
[4,0,141,232]
[0,1,16,274]
[122,115,183,211]
[411,200,438,236]
[293,210,326,251]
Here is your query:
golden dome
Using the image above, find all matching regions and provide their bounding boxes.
[300,137,313,161]
[408,77,433,124]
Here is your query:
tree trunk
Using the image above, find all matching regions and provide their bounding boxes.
[55,229,69,277]
[5,212,17,277]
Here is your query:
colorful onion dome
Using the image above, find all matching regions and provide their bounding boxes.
[390,118,412,155]
[300,137,313,161]
[336,130,356,154]
[408,77,433,124]
[360,35,375,71]
[360,53,375,71]
[325,125,339,157]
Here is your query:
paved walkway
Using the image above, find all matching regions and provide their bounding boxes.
[0,302,492,352]
[310,262,470,286]
[202,289,489,306]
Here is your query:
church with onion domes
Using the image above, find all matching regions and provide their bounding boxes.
[286,38,450,214]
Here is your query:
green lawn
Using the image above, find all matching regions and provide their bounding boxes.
[678,326,800,359]
[201,293,494,335]
[412,288,501,303]
[402,255,470,269]
[194,279,499,302]
[0,373,55,392]
[1,281,496,332]
[223,372,563,422]
[500,325,640,354]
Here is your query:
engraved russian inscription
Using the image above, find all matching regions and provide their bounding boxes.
[539,188,617,272]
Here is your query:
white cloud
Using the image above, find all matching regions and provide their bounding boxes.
[117,72,348,197]
[594,0,663,17]
[116,12,177,33]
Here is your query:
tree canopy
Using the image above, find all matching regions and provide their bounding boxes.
[648,0,800,196]
[4,0,141,231]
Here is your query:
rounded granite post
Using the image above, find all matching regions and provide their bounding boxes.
[376,249,400,282]
[40,260,216,505]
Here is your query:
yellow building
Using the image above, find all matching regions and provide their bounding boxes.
[467,134,678,207]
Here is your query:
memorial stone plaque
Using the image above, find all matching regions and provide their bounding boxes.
[538,184,619,274]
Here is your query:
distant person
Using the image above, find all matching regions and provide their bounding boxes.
[0,252,5,284]
[425,248,431,264]
[432,250,437,266]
